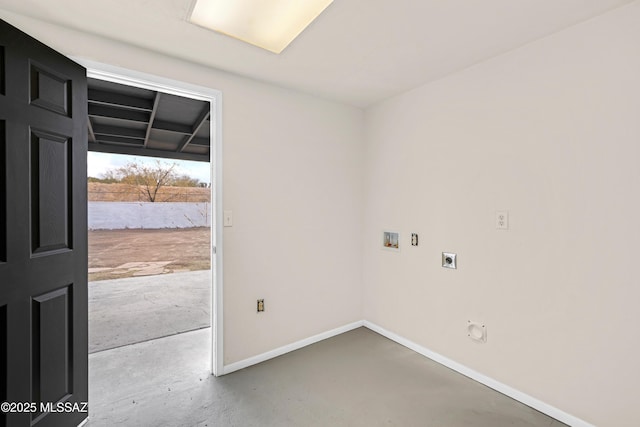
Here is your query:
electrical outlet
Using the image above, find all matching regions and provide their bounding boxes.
[496,211,508,230]
[257,299,264,312]
[411,233,418,246]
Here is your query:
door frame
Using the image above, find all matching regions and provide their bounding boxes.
[75,59,224,376]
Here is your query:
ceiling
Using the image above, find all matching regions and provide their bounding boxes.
[87,78,211,162]
[0,0,634,107]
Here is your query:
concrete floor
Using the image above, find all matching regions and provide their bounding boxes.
[89,270,211,353]
[87,327,566,427]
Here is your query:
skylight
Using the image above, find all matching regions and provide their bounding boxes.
[189,0,334,54]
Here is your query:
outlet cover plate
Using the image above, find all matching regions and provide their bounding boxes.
[496,211,508,230]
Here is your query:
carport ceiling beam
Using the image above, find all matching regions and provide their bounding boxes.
[88,89,154,111]
[153,120,193,135]
[144,92,161,148]
[189,137,210,147]
[94,135,145,146]
[177,106,210,152]
[93,124,147,140]
[88,142,209,162]
[89,105,150,123]
[87,119,96,143]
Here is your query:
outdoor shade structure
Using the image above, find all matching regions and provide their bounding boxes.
[87,78,211,162]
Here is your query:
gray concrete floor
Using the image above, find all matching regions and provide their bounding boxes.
[87,327,566,427]
[89,270,211,353]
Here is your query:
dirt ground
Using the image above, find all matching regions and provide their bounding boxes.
[88,228,211,281]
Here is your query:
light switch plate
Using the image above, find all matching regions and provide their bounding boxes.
[224,210,233,227]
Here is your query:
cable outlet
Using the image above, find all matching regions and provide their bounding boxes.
[442,252,457,269]
[257,299,264,312]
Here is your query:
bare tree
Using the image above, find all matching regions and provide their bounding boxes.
[115,160,178,202]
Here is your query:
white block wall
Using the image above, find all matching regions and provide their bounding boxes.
[88,202,212,230]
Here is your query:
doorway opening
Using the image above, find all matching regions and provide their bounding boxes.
[87,152,212,354]
[79,61,223,379]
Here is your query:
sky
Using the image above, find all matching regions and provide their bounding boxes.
[88,152,212,184]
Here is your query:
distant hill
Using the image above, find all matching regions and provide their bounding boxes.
[88,182,211,203]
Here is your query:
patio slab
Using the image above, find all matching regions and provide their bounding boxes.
[89,270,211,353]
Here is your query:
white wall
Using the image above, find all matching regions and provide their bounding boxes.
[88,202,212,230]
[363,3,640,426]
[0,12,364,365]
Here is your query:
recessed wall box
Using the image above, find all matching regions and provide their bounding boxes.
[442,252,457,269]
[383,231,400,251]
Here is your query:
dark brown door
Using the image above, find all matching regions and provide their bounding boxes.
[0,20,88,427]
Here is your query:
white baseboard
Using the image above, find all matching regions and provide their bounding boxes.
[363,321,593,427]
[222,320,364,375]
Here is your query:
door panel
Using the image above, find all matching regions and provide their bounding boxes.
[0,119,5,263]
[32,286,73,420]
[0,19,88,427]
[0,46,5,96]
[30,129,72,254]
[1,304,6,427]
[29,63,72,117]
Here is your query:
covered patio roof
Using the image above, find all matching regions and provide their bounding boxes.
[87,78,211,162]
